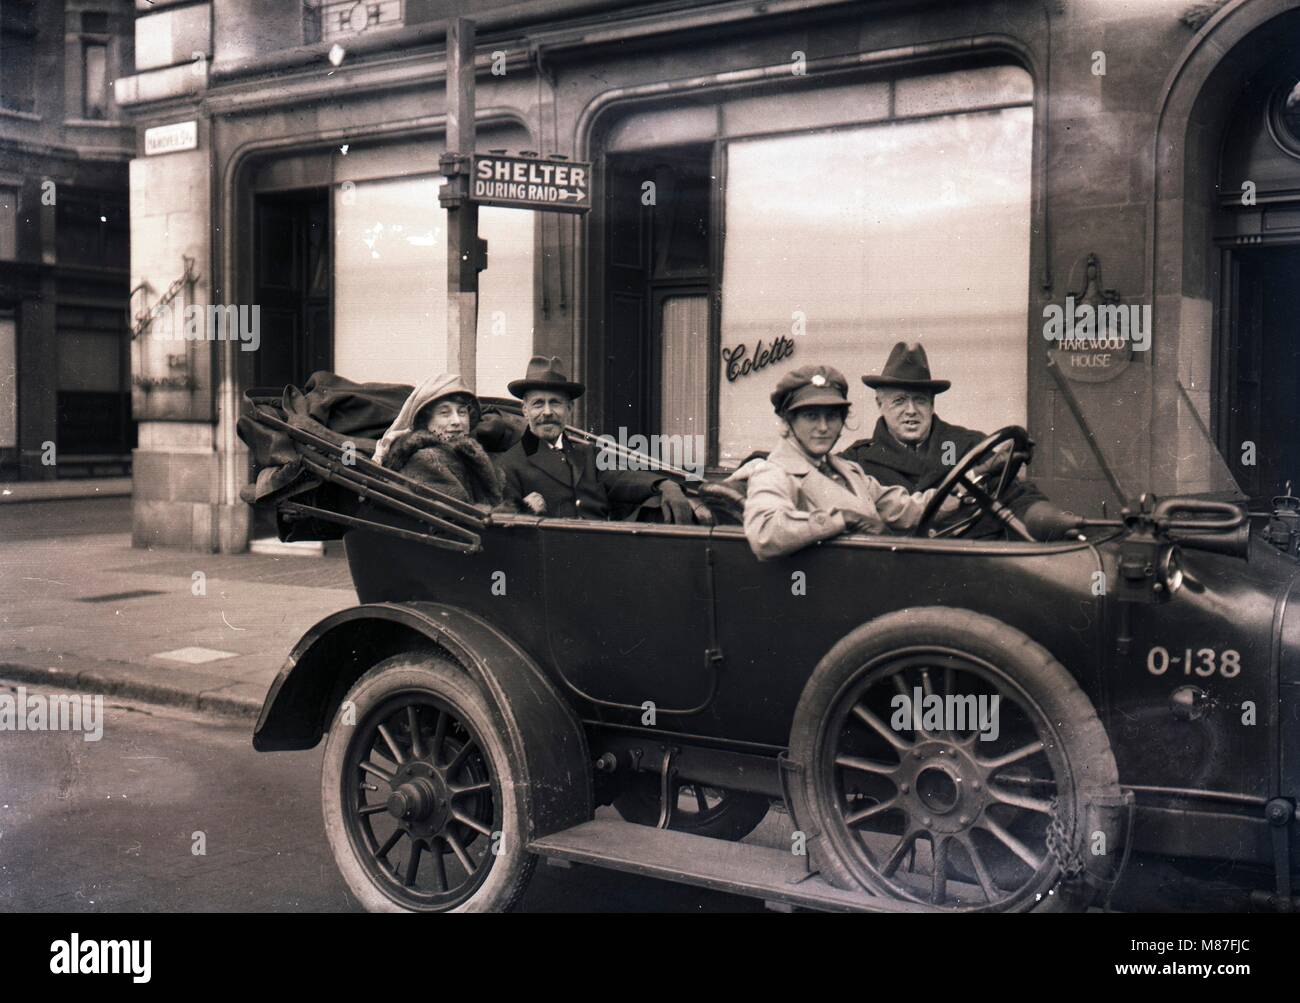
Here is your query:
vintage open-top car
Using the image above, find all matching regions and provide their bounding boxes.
[241,372,1300,913]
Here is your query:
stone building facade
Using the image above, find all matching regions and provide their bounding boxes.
[115,0,1300,551]
[0,1,135,482]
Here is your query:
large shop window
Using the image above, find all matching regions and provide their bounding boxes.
[333,175,534,397]
[718,106,1032,464]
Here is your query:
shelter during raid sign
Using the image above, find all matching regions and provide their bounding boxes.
[471,154,591,213]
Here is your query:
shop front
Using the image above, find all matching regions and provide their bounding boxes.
[116,0,1300,551]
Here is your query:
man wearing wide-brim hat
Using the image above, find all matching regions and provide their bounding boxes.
[840,342,1079,540]
[495,355,710,523]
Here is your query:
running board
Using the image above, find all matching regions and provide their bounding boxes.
[528,818,926,913]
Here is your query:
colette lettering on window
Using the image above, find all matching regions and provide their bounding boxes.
[721,336,796,382]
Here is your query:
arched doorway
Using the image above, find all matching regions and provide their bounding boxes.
[1148,0,1300,505]
[1217,49,1300,501]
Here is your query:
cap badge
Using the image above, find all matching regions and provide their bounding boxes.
[811,374,826,386]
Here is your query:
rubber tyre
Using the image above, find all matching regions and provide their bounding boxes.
[788,608,1121,913]
[613,774,771,841]
[321,653,536,912]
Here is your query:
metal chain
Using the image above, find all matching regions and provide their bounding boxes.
[1045,795,1087,880]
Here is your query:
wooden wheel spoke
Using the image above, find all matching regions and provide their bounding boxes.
[375,828,403,861]
[358,803,388,816]
[958,833,999,901]
[431,709,448,766]
[930,835,950,904]
[977,740,1044,773]
[988,785,1054,815]
[445,831,476,874]
[430,837,448,891]
[378,723,406,766]
[891,672,909,696]
[407,706,424,760]
[445,739,477,777]
[835,754,898,778]
[852,703,912,751]
[979,815,1043,871]
[402,840,422,887]
[880,830,920,878]
[451,809,492,837]
[845,797,897,827]
[360,760,395,785]
[450,781,491,797]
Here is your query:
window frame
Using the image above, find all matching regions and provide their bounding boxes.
[0,0,37,116]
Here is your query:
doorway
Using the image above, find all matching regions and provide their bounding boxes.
[253,189,332,390]
[251,188,331,541]
[602,145,714,442]
[1222,247,1300,501]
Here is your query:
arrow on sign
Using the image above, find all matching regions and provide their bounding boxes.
[556,188,587,201]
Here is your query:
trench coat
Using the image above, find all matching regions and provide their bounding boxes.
[728,437,954,560]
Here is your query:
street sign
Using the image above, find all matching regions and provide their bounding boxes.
[144,120,197,156]
[471,154,591,214]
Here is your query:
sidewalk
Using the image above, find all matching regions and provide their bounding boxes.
[0,532,357,719]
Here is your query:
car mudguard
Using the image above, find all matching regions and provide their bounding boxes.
[253,601,592,840]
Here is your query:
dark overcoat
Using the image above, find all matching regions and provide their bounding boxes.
[839,416,1045,537]
[495,429,663,519]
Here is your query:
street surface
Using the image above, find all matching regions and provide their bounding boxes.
[0,497,132,541]
[0,684,768,912]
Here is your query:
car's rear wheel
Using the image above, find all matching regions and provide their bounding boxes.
[321,653,535,912]
[788,608,1121,912]
[613,773,771,841]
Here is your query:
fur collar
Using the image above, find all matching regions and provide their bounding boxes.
[382,429,503,506]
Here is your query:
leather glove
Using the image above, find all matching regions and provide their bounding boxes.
[969,443,1032,482]
[658,481,715,525]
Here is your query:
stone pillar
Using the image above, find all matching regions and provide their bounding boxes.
[128,134,240,551]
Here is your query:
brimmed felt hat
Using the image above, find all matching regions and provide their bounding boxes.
[770,365,852,414]
[861,341,950,394]
[507,355,585,400]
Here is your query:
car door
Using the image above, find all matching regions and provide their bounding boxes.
[538,519,717,713]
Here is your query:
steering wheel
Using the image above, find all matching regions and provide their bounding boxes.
[914,426,1035,541]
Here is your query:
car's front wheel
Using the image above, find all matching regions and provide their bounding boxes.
[320,653,535,912]
[788,609,1122,913]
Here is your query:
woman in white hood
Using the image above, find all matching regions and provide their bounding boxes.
[372,374,503,509]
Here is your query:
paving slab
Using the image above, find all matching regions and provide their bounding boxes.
[0,531,357,720]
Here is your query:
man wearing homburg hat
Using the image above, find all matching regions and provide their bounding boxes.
[495,356,710,523]
[728,364,961,559]
[839,342,1080,540]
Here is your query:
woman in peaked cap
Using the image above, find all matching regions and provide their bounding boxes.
[372,373,502,508]
[725,364,959,560]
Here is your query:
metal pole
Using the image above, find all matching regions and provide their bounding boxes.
[442,17,478,390]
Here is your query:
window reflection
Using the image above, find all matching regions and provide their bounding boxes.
[718,106,1033,465]
[333,176,534,397]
